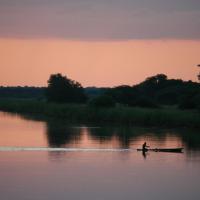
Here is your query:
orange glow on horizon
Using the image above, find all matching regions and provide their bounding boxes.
[0,38,199,87]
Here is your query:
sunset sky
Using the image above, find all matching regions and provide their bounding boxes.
[0,0,200,87]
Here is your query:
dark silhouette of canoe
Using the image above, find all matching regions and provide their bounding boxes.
[137,148,183,153]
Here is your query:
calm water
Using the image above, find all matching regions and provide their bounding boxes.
[0,111,200,200]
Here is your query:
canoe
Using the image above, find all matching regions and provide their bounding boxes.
[137,148,183,153]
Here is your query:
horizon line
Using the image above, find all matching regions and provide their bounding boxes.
[0,75,198,88]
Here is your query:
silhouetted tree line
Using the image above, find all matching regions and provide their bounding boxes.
[84,87,107,98]
[0,73,199,109]
[0,86,45,99]
[105,74,200,109]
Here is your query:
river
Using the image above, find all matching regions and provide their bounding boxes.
[0,111,200,200]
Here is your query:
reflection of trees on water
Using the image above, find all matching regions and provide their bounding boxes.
[19,113,200,151]
[40,118,200,150]
[87,127,115,144]
[87,126,145,148]
[45,120,82,147]
[88,126,178,148]
[177,129,200,150]
[45,122,200,151]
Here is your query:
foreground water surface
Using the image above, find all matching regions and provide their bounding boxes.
[0,111,200,200]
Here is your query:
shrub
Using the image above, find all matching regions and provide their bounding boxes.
[179,94,200,110]
[89,95,115,107]
[131,97,159,108]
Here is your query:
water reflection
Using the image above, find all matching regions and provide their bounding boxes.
[1,112,200,200]
[1,111,200,153]
[46,120,82,147]
[45,122,177,148]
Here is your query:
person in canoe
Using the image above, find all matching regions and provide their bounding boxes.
[142,142,150,152]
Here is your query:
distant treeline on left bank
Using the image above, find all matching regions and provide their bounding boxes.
[0,86,103,100]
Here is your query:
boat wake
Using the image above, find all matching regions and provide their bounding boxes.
[0,147,132,152]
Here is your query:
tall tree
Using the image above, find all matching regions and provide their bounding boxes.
[46,73,87,103]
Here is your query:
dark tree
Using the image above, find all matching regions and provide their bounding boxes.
[106,85,139,106]
[145,74,167,84]
[89,95,115,107]
[104,73,200,108]
[46,73,87,103]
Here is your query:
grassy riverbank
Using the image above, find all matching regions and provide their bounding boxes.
[0,99,199,128]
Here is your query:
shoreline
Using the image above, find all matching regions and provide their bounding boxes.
[0,99,199,128]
